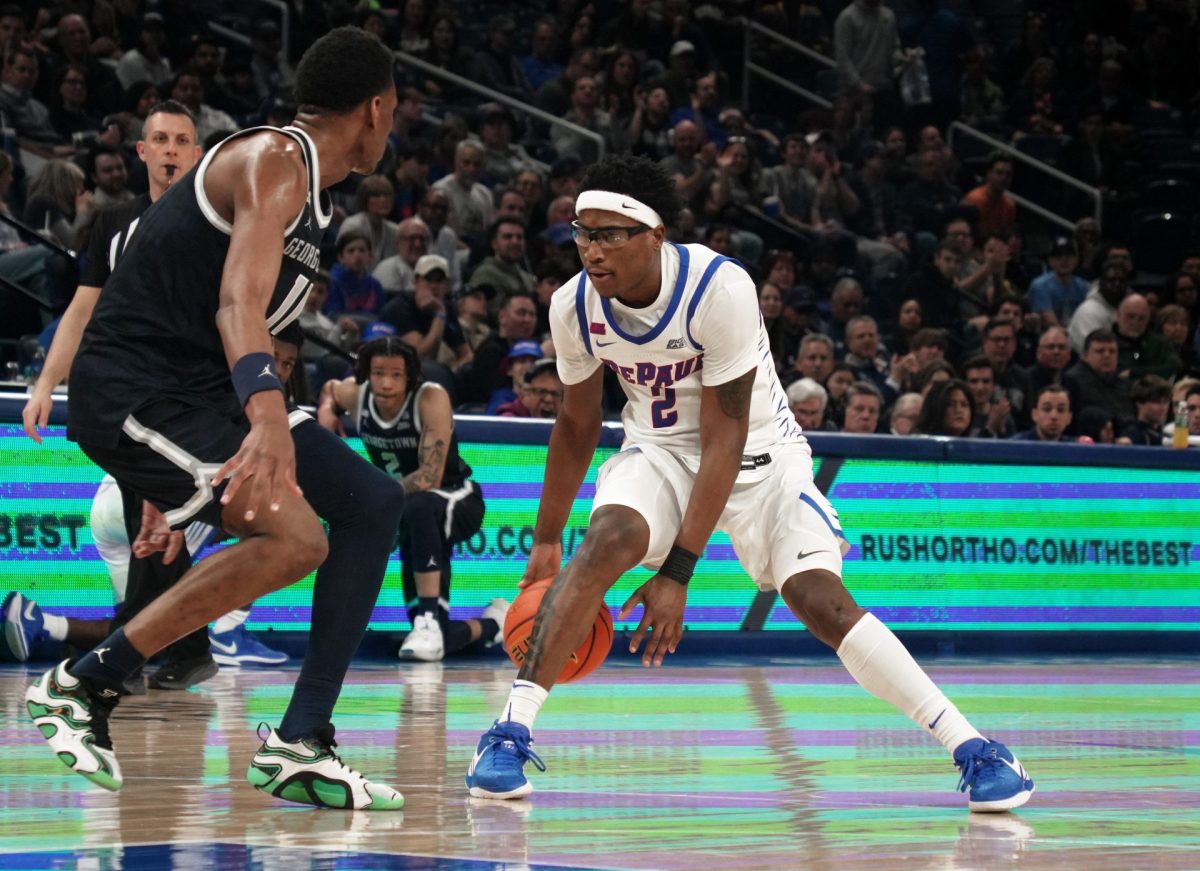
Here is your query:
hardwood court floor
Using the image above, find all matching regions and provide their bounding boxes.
[0,657,1196,870]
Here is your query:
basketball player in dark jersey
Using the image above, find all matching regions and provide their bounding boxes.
[25,27,406,810]
[318,338,502,662]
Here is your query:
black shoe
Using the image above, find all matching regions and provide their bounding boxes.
[148,655,218,690]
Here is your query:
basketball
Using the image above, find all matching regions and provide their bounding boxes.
[504,578,613,683]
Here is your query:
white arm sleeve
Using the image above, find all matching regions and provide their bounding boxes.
[694,264,762,386]
[549,283,602,386]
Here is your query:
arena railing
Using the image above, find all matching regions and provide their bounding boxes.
[740,18,833,112]
[947,121,1103,233]
[207,0,290,59]
[393,50,606,160]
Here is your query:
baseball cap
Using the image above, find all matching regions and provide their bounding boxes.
[453,282,496,302]
[143,12,165,27]
[362,321,397,341]
[1049,236,1076,257]
[506,340,544,361]
[670,40,696,58]
[415,254,450,279]
[785,286,817,311]
[523,357,558,384]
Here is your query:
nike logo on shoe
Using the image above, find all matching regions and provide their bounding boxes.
[928,708,946,730]
[210,637,239,655]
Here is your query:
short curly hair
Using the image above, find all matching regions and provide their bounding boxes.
[577,154,683,229]
[295,26,394,115]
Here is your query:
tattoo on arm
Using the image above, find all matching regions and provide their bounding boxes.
[400,437,447,494]
[517,576,565,680]
[715,370,755,420]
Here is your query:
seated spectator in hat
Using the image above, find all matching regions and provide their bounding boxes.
[1012,384,1073,441]
[962,355,1016,438]
[456,283,495,353]
[1064,328,1134,426]
[461,293,539,404]
[338,174,399,272]
[1119,375,1171,446]
[470,218,536,318]
[1028,236,1089,329]
[786,377,834,432]
[1115,293,1181,381]
[374,217,432,296]
[377,254,472,374]
[487,340,544,414]
[497,358,563,418]
[324,231,385,319]
[841,382,883,434]
[888,392,923,435]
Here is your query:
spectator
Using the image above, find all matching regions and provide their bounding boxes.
[914,359,956,395]
[629,85,673,161]
[903,241,962,333]
[1156,304,1194,375]
[1012,385,1072,441]
[1115,293,1180,380]
[397,0,432,55]
[763,134,815,226]
[881,125,912,187]
[885,298,923,355]
[660,119,713,212]
[600,51,641,128]
[114,79,162,146]
[87,144,131,208]
[1163,383,1200,448]
[1076,406,1120,444]
[338,175,399,272]
[1069,263,1127,354]
[388,140,432,222]
[298,272,356,364]
[1120,375,1171,446]
[462,293,539,403]
[916,378,974,437]
[432,140,494,240]
[842,381,883,434]
[495,189,527,224]
[169,68,237,143]
[962,355,1015,438]
[249,21,294,102]
[486,338,542,414]
[1064,328,1134,425]
[1028,236,1089,329]
[981,317,1034,424]
[455,283,494,354]
[23,159,90,247]
[712,139,765,210]
[377,254,471,373]
[786,377,832,432]
[47,14,121,117]
[471,218,536,317]
[534,47,599,128]
[828,277,865,355]
[417,188,462,285]
[960,46,1006,131]
[825,362,857,424]
[48,63,105,143]
[1008,57,1068,135]
[846,141,910,274]
[325,231,384,319]
[909,327,949,369]
[833,0,901,99]
[1061,109,1125,195]
[843,314,895,400]
[373,217,431,296]
[789,333,836,388]
[898,147,961,237]
[475,105,542,187]
[551,75,617,166]
[521,18,562,92]
[599,0,656,59]
[961,154,1016,238]
[670,72,725,149]
[533,194,576,265]
[470,15,532,102]
[116,13,171,90]
[1073,217,1103,281]
[419,12,475,101]
[888,392,923,435]
[0,44,64,148]
[658,40,699,110]
[1023,325,1072,395]
[498,358,563,418]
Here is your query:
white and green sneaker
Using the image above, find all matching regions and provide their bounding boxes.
[25,660,122,791]
[247,723,404,810]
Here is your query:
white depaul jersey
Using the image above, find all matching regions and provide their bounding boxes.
[551,243,809,480]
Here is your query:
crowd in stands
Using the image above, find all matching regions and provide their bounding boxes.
[1,0,1199,447]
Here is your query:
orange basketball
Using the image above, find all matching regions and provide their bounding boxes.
[504,578,613,683]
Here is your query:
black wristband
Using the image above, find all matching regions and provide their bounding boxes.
[231,352,283,408]
[658,544,699,586]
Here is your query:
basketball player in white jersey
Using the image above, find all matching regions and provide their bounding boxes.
[466,155,1034,813]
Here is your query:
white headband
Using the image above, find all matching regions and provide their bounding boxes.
[575,190,663,228]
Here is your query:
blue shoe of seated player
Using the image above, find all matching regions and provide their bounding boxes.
[954,737,1035,812]
[209,625,288,666]
[465,720,546,800]
[2,592,46,663]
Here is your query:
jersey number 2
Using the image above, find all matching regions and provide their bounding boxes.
[651,386,678,428]
[379,451,402,477]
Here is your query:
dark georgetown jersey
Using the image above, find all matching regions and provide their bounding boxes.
[356,381,472,491]
[80,192,151,289]
[68,125,329,445]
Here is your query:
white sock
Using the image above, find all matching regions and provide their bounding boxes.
[212,609,250,635]
[42,613,68,642]
[837,613,983,756]
[498,679,549,731]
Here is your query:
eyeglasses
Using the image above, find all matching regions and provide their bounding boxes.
[525,386,563,400]
[571,221,652,249]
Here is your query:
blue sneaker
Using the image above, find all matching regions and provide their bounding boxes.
[465,720,546,800]
[209,625,288,666]
[3,592,46,662]
[954,738,1035,812]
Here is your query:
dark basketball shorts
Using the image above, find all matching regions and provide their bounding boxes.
[78,398,311,530]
